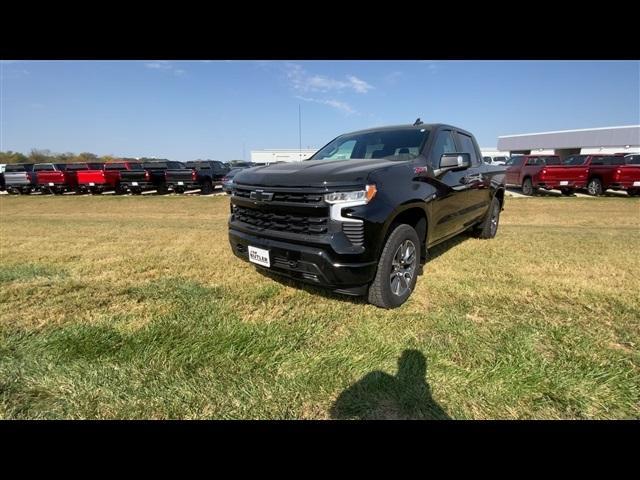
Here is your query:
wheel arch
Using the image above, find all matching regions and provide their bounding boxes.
[378,202,429,261]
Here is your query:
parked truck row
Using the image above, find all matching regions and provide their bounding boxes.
[0,160,231,195]
[504,153,640,196]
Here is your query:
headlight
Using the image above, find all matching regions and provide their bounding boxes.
[324,184,377,204]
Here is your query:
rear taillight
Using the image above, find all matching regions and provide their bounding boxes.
[191,170,197,181]
[145,171,150,181]
[541,169,547,176]
[616,169,621,175]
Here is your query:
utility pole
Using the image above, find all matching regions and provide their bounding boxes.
[298,104,302,160]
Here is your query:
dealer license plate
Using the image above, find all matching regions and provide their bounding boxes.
[248,246,270,267]
[560,181,568,186]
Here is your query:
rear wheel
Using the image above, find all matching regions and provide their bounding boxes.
[560,187,574,196]
[201,180,214,195]
[368,224,420,309]
[628,189,640,197]
[473,196,501,239]
[587,178,603,196]
[522,178,536,196]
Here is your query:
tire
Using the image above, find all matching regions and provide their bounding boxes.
[473,196,501,239]
[156,185,169,195]
[628,189,640,197]
[560,187,574,196]
[368,224,421,309]
[587,178,603,196]
[522,178,536,196]
[201,180,213,195]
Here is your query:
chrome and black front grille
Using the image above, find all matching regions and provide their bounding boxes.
[233,186,323,204]
[234,206,328,235]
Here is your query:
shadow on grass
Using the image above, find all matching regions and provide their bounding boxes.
[330,349,450,420]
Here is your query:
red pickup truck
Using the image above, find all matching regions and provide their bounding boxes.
[504,155,580,195]
[34,163,81,194]
[550,154,626,196]
[77,161,142,194]
[610,154,640,197]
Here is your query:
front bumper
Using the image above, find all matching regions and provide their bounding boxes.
[229,227,377,293]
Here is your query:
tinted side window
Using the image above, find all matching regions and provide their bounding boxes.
[610,156,624,165]
[429,130,457,168]
[511,157,524,167]
[456,133,480,166]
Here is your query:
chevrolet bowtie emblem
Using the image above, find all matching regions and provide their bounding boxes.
[250,190,274,201]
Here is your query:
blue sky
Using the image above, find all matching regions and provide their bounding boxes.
[1,60,638,161]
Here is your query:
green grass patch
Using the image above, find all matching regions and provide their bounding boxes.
[1,195,639,419]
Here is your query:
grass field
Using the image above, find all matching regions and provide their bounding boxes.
[1,194,639,419]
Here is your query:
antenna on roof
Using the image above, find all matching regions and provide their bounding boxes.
[413,118,423,126]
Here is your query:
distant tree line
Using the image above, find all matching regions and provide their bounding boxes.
[0,149,238,165]
[0,149,140,165]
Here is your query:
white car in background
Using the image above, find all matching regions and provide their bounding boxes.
[483,155,509,166]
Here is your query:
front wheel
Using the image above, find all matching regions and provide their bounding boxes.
[368,224,420,309]
[587,178,603,196]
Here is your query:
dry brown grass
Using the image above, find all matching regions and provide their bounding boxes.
[1,194,639,419]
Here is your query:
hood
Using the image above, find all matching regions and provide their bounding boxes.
[232,158,408,188]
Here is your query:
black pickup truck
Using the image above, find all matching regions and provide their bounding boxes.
[119,161,184,194]
[228,122,506,308]
[164,160,229,194]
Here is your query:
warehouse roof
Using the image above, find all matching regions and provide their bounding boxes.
[497,125,640,151]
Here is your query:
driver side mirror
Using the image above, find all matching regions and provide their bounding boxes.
[435,153,471,175]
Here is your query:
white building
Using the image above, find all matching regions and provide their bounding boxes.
[497,125,640,160]
[251,149,318,164]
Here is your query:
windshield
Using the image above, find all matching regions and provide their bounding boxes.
[310,128,430,161]
[562,155,587,166]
